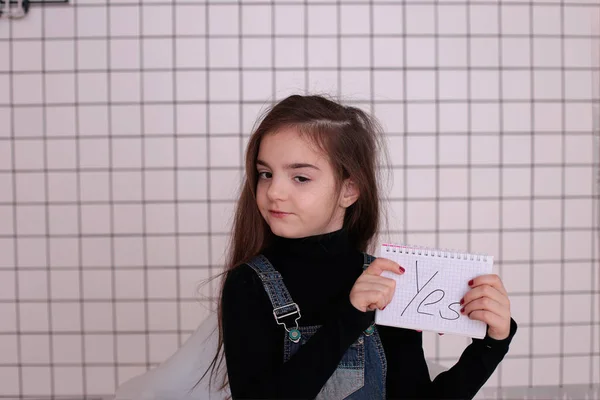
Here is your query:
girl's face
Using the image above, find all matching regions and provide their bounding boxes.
[255,127,356,239]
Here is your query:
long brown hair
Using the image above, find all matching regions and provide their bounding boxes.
[204,94,390,392]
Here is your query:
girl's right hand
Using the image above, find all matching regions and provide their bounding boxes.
[349,258,405,312]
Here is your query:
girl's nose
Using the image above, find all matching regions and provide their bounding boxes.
[266,178,286,201]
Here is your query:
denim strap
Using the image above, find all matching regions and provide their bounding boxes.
[246,255,299,322]
[363,253,376,270]
[362,253,377,335]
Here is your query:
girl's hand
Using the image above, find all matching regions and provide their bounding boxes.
[460,274,512,340]
[350,258,404,312]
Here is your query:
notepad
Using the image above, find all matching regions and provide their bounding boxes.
[375,243,494,339]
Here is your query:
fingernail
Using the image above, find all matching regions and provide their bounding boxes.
[460,298,464,305]
[438,333,444,336]
[468,279,473,286]
[399,266,405,273]
[460,307,465,313]
[381,306,386,311]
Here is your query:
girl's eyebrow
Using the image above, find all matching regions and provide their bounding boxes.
[256,159,320,171]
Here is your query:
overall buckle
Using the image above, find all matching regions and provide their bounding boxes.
[273,303,302,343]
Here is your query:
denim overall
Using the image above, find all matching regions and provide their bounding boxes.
[247,254,387,400]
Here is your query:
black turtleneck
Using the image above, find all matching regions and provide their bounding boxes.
[221,229,517,399]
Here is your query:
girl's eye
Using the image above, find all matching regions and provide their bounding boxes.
[258,171,272,179]
[294,176,310,183]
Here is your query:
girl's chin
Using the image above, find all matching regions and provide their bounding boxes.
[268,222,304,239]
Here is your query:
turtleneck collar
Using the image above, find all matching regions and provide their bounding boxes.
[267,228,355,262]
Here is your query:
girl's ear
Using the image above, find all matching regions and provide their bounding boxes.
[339,179,359,208]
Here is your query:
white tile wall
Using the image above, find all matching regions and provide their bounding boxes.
[0,0,598,398]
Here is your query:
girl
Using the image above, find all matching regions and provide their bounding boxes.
[213,94,517,399]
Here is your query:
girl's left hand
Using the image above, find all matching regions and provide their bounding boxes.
[460,274,511,340]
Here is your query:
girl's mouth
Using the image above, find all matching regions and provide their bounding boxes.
[269,210,290,218]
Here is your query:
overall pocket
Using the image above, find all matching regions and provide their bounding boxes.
[283,325,365,400]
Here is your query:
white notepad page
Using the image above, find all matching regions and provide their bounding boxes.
[375,244,494,339]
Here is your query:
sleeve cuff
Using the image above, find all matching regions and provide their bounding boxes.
[480,317,518,349]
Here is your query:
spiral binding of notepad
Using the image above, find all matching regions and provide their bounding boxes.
[382,243,492,263]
